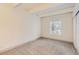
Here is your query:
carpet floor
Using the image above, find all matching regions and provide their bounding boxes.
[1,38,77,55]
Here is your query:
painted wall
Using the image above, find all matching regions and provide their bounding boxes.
[0,5,40,52]
[41,12,73,42]
[73,4,79,53]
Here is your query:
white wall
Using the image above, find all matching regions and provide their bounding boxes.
[73,4,79,53]
[0,7,40,53]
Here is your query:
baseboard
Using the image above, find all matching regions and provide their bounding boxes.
[40,37,73,44]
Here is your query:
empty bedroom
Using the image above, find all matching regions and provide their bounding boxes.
[0,3,79,55]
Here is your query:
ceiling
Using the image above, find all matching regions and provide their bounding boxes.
[0,3,63,11]
[0,3,17,8]
[0,3,75,13]
[18,3,61,12]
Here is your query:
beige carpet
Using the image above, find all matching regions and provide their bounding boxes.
[1,38,77,55]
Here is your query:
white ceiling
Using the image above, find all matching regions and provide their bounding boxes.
[0,3,75,13]
[18,3,61,12]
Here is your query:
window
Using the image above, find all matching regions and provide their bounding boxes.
[50,20,63,35]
